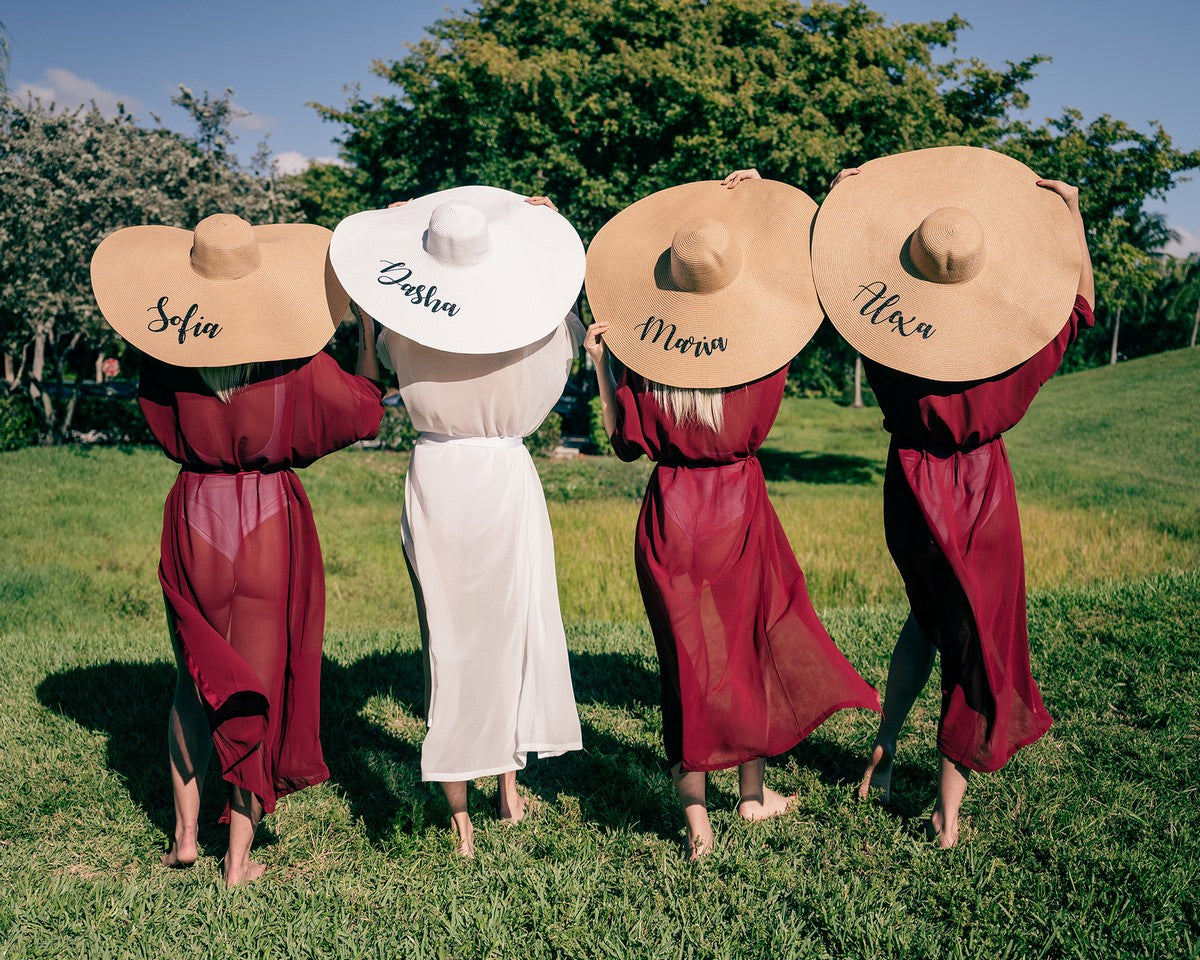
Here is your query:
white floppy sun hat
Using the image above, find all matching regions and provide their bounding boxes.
[329,185,586,355]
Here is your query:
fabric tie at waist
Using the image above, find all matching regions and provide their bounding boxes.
[417,432,524,449]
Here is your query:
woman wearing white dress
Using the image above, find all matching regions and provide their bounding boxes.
[331,189,585,855]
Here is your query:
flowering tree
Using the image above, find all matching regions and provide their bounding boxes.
[0,91,291,442]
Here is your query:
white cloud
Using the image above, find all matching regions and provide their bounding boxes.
[13,68,141,116]
[1164,225,1200,258]
[272,151,346,176]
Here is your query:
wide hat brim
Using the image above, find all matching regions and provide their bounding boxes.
[812,146,1082,381]
[329,186,585,355]
[584,179,823,389]
[90,223,346,367]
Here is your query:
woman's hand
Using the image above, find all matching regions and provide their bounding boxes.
[526,195,558,213]
[829,167,861,190]
[1035,179,1080,210]
[583,321,609,365]
[387,200,409,209]
[721,169,761,188]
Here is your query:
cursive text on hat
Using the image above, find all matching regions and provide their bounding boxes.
[146,296,222,345]
[854,283,936,340]
[635,316,728,358]
[377,261,460,317]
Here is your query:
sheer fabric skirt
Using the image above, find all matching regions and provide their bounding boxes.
[401,438,582,781]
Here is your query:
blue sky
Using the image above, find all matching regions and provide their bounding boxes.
[7,0,1198,253]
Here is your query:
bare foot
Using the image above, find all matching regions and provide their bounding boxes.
[451,814,475,858]
[858,742,895,803]
[498,786,528,825]
[927,808,959,848]
[685,825,714,860]
[222,856,266,888]
[737,787,794,821]
[161,827,198,868]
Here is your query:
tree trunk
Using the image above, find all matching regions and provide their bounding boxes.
[1109,305,1121,365]
[852,355,864,408]
[95,354,105,381]
[1192,302,1199,348]
[29,329,56,443]
[3,351,13,390]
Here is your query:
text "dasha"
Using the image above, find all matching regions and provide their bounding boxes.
[146,296,221,344]
[377,261,461,317]
[854,282,936,340]
[635,316,727,358]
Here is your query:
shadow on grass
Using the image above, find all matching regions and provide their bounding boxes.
[36,649,884,852]
[758,448,882,485]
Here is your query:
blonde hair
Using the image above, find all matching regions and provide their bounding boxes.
[197,363,258,403]
[650,380,725,433]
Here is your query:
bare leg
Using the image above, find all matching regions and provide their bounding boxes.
[162,660,210,868]
[859,613,937,802]
[736,758,793,821]
[929,755,970,848]
[497,770,527,824]
[223,787,265,887]
[441,781,474,857]
[671,764,712,859]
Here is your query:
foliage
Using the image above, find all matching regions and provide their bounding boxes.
[0,391,37,451]
[315,0,1040,236]
[1002,110,1200,367]
[0,90,294,444]
[526,410,563,457]
[67,394,157,446]
[588,394,613,455]
[374,402,420,451]
[287,161,370,229]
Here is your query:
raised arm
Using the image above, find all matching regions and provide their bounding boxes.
[1036,179,1095,309]
[583,321,617,437]
[349,302,381,381]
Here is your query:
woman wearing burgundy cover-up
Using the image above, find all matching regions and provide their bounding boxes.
[90,213,383,885]
[808,146,1095,847]
[584,178,880,858]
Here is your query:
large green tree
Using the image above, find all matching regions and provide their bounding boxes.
[0,91,291,442]
[316,0,1039,235]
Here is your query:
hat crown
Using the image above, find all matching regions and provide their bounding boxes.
[669,217,743,294]
[910,206,985,285]
[190,214,262,281]
[426,201,490,267]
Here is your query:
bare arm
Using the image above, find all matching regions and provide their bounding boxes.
[1037,179,1094,309]
[349,302,381,381]
[583,321,618,437]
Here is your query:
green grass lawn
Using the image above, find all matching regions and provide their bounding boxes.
[1,350,1198,958]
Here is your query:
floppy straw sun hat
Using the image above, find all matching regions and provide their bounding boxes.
[90,214,348,367]
[329,185,585,354]
[585,179,824,389]
[811,145,1082,381]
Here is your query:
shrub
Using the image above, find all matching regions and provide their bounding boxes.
[0,393,39,451]
[588,395,612,455]
[375,404,419,451]
[69,396,156,445]
[527,412,562,458]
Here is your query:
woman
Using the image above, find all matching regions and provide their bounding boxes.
[91,213,384,885]
[584,179,881,858]
[330,188,585,856]
[805,147,1095,846]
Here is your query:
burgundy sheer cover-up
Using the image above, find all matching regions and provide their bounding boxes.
[865,295,1095,772]
[610,366,880,771]
[140,352,383,817]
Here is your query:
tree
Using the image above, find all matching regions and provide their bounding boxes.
[315,0,1041,235]
[0,91,291,442]
[1002,110,1200,368]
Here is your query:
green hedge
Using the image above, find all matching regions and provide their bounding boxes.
[0,393,39,451]
[69,395,156,445]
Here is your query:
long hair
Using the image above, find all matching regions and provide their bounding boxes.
[649,379,725,433]
[197,363,258,403]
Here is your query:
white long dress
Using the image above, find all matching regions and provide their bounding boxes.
[379,315,585,781]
